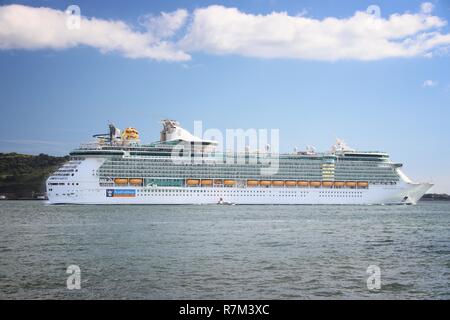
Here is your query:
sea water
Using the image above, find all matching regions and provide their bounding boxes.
[0,201,449,299]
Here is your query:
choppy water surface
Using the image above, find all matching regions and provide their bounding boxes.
[0,201,449,299]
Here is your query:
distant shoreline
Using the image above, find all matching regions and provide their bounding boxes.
[420,193,450,201]
[0,198,47,201]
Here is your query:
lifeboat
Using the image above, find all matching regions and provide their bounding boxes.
[334,181,345,187]
[201,179,213,186]
[297,181,309,187]
[272,180,284,187]
[322,181,333,188]
[214,179,223,185]
[129,178,143,186]
[114,178,128,185]
[346,181,357,187]
[285,181,297,187]
[247,180,259,187]
[224,180,236,186]
[357,181,369,188]
[260,180,271,186]
[186,179,200,186]
[310,181,321,187]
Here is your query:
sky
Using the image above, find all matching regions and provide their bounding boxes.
[0,0,450,192]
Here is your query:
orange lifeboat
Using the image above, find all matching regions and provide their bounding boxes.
[297,181,309,187]
[129,178,143,186]
[186,179,200,186]
[272,180,284,187]
[224,180,236,186]
[201,179,213,186]
[334,181,345,188]
[322,181,333,188]
[357,181,369,188]
[260,180,271,186]
[310,181,321,187]
[346,181,357,188]
[285,181,297,187]
[114,178,128,185]
[247,180,259,187]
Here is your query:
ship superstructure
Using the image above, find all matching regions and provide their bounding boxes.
[46,120,432,205]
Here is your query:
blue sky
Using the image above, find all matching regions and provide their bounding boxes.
[0,0,450,192]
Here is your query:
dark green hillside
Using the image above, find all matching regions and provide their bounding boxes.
[0,153,69,199]
[420,193,450,201]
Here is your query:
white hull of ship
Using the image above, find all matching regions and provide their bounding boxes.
[47,182,432,205]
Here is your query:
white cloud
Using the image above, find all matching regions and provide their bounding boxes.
[422,79,438,87]
[0,4,190,61]
[295,9,308,17]
[421,2,434,14]
[139,9,188,38]
[1,3,450,62]
[180,4,450,61]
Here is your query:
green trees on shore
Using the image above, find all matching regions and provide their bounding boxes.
[0,153,69,199]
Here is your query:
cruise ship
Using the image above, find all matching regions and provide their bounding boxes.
[46,120,432,205]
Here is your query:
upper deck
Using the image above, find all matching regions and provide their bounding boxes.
[70,141,391,162]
